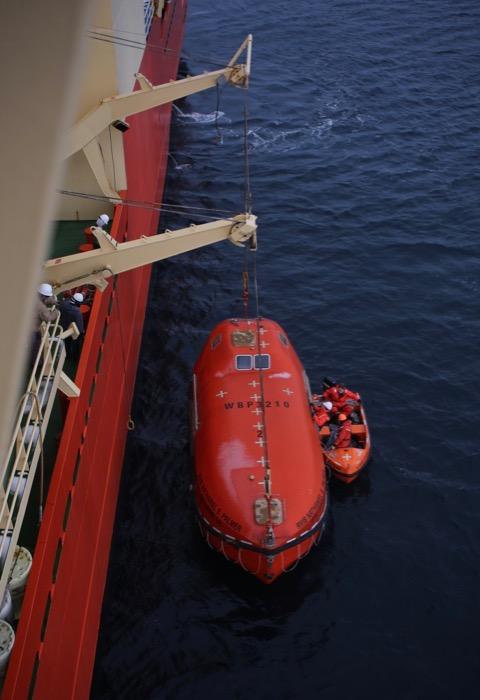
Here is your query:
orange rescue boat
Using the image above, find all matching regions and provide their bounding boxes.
[320,406,371,483]
[193,318,328,583]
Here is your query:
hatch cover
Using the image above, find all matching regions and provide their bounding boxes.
[232,330,256,347]
[254,498,284,525]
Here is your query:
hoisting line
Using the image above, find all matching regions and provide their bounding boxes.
[239,63,275,542]
[242,269,249,318]
[113,275,135,431]
[240,61,252,319]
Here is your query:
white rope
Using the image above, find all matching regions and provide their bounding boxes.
[219,537,229,560]
[204,528,213,550]
[282,545,303,573]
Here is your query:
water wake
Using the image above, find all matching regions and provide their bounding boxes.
[247,120,333,153]
[173,104,227,124]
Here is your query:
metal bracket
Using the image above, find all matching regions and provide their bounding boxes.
[228,214,257,249]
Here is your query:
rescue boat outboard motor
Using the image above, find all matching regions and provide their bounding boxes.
[322,376,337,391]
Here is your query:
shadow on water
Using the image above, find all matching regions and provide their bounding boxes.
[196,520,333,608]
[328,468,372,504]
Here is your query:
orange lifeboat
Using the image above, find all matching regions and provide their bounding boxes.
[192,318,328,583]
[320,406,371,483]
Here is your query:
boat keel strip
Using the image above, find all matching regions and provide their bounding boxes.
[197,502,327,557]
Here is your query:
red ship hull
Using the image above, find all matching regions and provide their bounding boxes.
[2,4,187,698]
[193,318,328,583]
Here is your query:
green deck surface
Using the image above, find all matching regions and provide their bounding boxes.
[49,219,92,258]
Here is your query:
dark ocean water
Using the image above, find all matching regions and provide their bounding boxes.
[91,1,480,698]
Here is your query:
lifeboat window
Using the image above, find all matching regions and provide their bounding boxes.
[211,334,222,350]
[236,355,253,370]
[254,354,271,369]
[279,333,289,347]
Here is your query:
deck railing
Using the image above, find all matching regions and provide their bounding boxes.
[0,317,73,606]
[144,0,155,36]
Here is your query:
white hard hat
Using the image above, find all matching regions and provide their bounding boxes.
[323,401,333,411]
[73,292,84,303]
[96,214,109,227]
[38,283,53,297]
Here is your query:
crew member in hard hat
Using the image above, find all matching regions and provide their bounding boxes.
[29,283,59,367]
[36,283,58,324]
[84,213,110,247]
[59,292,85,358]
[96,214,110,228]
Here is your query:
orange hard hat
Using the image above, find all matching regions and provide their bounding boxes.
[338,413,347,421]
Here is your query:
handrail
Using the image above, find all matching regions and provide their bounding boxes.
[0,317,72,606]
[144,0,155,36]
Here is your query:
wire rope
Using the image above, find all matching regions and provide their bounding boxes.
[243,85,252,216]
[86,29,228,69]
[58,189,241,222]
[113,276,135,431]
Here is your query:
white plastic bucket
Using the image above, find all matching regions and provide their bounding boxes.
[0,589,12,624]
[0,619,15,678]
[8,547,32,620]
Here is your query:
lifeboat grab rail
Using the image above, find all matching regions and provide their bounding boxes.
[0,317,80,607]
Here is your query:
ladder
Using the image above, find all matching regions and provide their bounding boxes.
[0,317,79,605]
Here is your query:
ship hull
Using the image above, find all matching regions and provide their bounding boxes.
[2,4,187,698]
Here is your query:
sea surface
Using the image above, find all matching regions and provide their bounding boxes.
[91,1,480,698]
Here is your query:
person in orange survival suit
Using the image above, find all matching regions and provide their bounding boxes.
[325,413,352,449]
[334,413,352,448]
[323,380,361,422]
[336,386,361,420]
[311,396,333,428]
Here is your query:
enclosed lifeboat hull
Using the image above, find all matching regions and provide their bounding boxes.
[193,318,328,583]
[321,407,371,483]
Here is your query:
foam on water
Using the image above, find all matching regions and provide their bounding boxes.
[173,103,227,124]
[247,120,334,152]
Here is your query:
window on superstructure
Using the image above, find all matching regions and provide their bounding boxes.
[236,355,253,370]
[254,354,271,369]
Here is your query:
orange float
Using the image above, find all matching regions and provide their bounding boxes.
[192,317,328,583]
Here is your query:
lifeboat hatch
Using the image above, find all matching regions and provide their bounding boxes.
[269,498,284,524]
[254,498,284,525]
[232,330,255,347]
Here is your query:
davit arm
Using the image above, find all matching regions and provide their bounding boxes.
[42,214,257,294]
[66,35,253,159]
